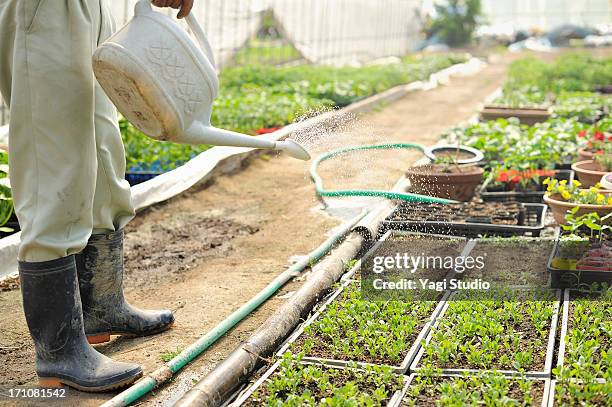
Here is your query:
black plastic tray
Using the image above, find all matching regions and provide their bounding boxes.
[479,170,574,203]
[547,228,612,289]
[379,203,547,238]
[125,171,163,186]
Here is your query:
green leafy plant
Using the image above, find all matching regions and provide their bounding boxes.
[443,117,587,170]
[159,347,182,362]
[0,150,13,232]
[594,152,612,172]
[417,289,557,372]
[552,286,611,405]
[553,91,610,124]
[505,54,612,94]
[492,85,550,109]
[292,282,436,366]
[562,208,612,241]
[245,353,405,406]
[403,373,546,406]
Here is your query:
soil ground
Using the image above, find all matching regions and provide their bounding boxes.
[0,49,609,406]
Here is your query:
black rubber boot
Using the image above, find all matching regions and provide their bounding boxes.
[76,229,174,344]
[19,255,142,391]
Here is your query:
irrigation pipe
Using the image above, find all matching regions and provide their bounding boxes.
[309,143,456,204]
[100,209,369,407]
[174,203,395,407]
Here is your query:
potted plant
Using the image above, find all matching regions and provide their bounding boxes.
[543,178,612,224]
[406,155,484,202]
[577,118,611,161]
[480,167,560,203]
[572,149,612,188]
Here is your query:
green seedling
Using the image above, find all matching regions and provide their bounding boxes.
[160,347,182,363]
[245,353,405,406]
[419,289,557,372]
[554,285,611,382]
[292,282,436,366]
[403,372,546,406]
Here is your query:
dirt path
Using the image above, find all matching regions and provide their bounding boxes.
[0,50,594,406]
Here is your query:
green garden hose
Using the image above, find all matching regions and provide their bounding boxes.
[310,143,456,204]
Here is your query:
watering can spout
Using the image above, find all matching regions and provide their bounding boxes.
[184,122,311,161]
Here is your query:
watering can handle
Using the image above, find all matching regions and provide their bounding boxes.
[136,0,217,69]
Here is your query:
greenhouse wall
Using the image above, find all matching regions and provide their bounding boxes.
[480,0,611,30]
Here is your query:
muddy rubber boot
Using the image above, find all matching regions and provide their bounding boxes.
[19,256,143,391]
[76,229,174,344]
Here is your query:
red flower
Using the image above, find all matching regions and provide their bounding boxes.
[595,131,605,141]
[496,171,510,183]
[255,127,281,135]
[578,130,587,138]
[510,175,521,183]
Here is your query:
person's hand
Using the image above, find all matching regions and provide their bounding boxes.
[152,0,194,19]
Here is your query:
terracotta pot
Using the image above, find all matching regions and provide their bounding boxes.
[543,191,612,224]
[577,148,594,162]
[572,160,607,187]
[406,164,484,202]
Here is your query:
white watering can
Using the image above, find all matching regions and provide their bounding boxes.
[92,0,310,160]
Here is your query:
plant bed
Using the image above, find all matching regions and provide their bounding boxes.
[405,164,484,202]
[379,201,547,238]
[463,238,554,286]
[281,280,449,373]
[231,353,408,406]
[401,373,550,407]
[480,169,573,203]
[410,289,561,378]
[548,380,611,407]
[443,118,587,173]
[553,92,609,125]
[550,285,611,405]
[555,287,611,383]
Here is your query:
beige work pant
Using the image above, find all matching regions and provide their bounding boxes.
[0,0,135,262]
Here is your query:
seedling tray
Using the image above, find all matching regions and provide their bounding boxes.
[547,379,610,407]
[556,289,609,383]
[479,170,574,204]
[400,373,551,407]
[380,202,547,238]
[230,359,409,406]
[125,171,163,186]
[547,230,612,289]
[276,280,451,374]
[480,105,551,126]
[410,289,562,378]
